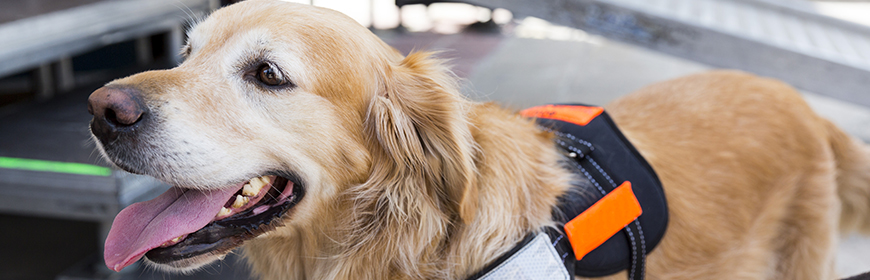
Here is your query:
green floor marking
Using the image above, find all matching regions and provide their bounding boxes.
[0,157,112,176]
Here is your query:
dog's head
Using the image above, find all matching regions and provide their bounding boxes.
[89,0,477,273]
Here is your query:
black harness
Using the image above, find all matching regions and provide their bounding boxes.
[468,104,669,280]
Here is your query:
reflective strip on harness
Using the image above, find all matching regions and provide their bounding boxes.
[564,182,642,260]
[477,233,572,280]
[520,105,603,126]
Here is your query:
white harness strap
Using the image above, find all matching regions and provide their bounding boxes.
[478,233,572,280]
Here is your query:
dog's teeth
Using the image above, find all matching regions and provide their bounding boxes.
[250,177,266,191]
[217,207,231,218]
[260,176,271,184]
[171,236,182,243]
[232,195,248,208]
[242,183,257,196]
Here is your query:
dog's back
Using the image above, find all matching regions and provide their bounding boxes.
[606,70,870,279]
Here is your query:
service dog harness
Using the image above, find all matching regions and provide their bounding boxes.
[468,105,669,280]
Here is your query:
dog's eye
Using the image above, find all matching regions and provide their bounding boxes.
[256,64,286,87]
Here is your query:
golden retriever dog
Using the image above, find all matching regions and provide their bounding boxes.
[86,0,870,279]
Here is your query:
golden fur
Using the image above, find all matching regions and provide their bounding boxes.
[94,0,870,279]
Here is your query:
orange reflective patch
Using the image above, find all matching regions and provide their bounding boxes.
[564,181,642,260]
[520,105,604,126]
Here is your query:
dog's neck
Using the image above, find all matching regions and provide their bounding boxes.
[243,103,574,280]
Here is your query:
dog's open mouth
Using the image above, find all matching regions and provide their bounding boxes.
[103,173,304,271]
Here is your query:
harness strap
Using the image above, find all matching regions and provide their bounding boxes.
[559,133,647,280]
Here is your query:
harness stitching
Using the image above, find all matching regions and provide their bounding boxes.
[624,225,637,280]
[634,220,647,277]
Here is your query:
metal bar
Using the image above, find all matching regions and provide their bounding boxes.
[167,24,185,66]
[0,0,211,77]
[135,37,154,65]
[56,57,76,92]
[34,63,54,100]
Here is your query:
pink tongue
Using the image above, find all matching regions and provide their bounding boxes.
[104,185,242,271]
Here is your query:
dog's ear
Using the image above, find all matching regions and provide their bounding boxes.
[363,52,479,223]
[336,52,482,277]
[340,52,479,275]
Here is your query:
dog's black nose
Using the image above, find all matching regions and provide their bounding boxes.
[88,86,148,143]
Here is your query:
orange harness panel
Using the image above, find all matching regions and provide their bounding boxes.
[520,105,603,126]
[563,181,642,260]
